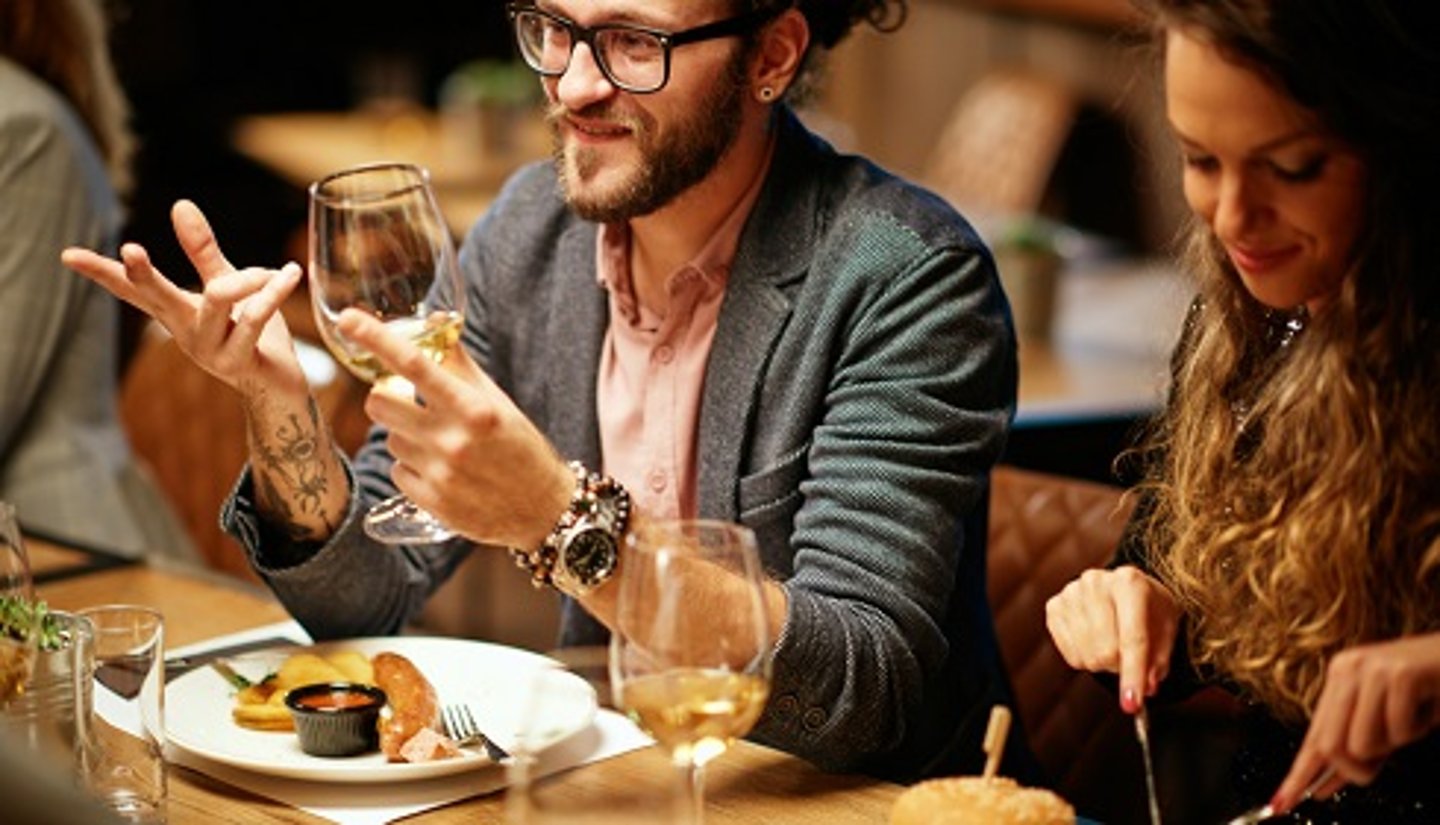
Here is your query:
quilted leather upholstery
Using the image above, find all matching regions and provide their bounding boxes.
[987,464,1145,822]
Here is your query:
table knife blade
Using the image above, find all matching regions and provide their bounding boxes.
[163,635,298,681]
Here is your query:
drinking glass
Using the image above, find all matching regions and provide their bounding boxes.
[80,605,166,824]
[0,501,37,705]
[609,520,774,825]
[308,162,467,544]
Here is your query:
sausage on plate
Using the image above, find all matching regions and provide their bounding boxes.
[373,651,441,761]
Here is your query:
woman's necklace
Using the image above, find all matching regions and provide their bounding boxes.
[1230,307,1309,437]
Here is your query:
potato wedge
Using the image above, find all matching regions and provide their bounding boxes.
[326,651,375,685]
[233,700,295,730]
[275,653,346,690]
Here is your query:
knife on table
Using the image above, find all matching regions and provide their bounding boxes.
[95,636,298,698]
[163,635,299,681]
[1135,705,1163,825]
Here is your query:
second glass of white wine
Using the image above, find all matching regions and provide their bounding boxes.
[308,162,466,545]
[609,520,775,825]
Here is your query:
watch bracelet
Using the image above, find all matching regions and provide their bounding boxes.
[510,461,631,590]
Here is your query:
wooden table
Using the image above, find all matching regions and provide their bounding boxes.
[1016,257,1190,426]
[26,533,136,584]
[232,108,549,236]
[35,560,903,823]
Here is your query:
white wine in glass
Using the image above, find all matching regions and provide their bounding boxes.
[0,501,38,704]
[610,520,774,825]
[308,162,466,545]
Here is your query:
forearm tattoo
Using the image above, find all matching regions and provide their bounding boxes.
[247,395,339,539]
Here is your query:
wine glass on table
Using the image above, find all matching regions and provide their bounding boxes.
[0,502,38,705]
[609,520,775,825]
[308,162,466,544]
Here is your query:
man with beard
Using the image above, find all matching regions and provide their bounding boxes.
[63,0,1028,782]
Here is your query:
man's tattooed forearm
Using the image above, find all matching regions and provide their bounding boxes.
[246,396,339,534]
[254,472,330,543]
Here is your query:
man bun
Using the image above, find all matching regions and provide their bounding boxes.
[746,0,907,49]
[798,0,907,49]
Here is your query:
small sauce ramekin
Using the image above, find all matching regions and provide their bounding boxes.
[284,682,387,757]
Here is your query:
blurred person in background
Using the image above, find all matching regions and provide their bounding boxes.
[0,0,194,560]
[64,0,1036,783]
[1045,0,1439,821]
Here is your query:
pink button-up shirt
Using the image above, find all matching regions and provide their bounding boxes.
[595,143,774,519]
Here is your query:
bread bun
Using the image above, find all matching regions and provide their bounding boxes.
[890,776,1075,825]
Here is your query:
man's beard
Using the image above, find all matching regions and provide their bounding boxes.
[546,52,748,223]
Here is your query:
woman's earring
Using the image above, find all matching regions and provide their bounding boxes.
[758,86,776,102]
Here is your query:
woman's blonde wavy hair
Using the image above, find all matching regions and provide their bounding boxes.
[0,0,134,195]
[1135,0,1440,725]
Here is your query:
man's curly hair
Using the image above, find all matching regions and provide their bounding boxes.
[737,0,908,102]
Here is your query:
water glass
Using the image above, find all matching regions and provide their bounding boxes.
[80,605,166,824]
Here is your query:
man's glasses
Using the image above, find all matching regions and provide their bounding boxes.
[507,3,782,94]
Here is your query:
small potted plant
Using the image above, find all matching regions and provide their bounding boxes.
[991,215,1065,341]
[439,59,542,161]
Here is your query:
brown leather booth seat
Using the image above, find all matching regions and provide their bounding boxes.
[987,465,1143,822]
[987,465,1245,824]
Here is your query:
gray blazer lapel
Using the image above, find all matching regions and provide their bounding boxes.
[696,112,828,521]
[544,223,606,468]
[697,278,792,521]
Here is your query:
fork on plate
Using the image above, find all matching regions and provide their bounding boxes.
[441,703,511,762]
[1224,767,1337,825]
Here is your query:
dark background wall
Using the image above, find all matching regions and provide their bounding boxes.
[104,0,514,358]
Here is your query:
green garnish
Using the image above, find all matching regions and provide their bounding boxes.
[0,596,67,651]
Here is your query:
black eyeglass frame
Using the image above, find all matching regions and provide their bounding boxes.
[506,3,785,94]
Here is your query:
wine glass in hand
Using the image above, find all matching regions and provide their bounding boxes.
[308,162,466,544]
[610,520,775,825]
[0,502,38,705]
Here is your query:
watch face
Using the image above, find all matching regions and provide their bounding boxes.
[564,529,618,585]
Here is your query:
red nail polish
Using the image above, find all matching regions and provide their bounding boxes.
[1122,687,1138,713]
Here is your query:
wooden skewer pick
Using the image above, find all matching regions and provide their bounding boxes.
[982,704,1012,780]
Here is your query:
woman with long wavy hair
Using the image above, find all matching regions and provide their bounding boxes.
[1045,0,1439,821]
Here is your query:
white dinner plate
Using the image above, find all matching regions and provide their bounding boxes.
[166,636,596,783]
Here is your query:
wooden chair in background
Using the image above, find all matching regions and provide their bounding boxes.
[924,68,1079,219]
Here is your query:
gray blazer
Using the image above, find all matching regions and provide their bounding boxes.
[0,58,193,560]
[230,111,1025,781]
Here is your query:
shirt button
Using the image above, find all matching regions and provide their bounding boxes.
[653,345,675,365]
[647,469,668,493]
[802,706,827,731]
[774,694,800,718]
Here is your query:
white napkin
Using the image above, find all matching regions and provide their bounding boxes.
[164,623,652,825]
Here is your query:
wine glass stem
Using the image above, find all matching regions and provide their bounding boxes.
[674,756,705,825]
